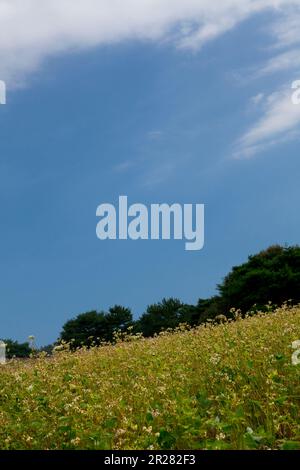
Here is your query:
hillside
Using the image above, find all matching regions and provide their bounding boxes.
[0,305,300,450]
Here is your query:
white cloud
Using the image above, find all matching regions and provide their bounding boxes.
[232,3,300,158]
[255,9,300,77]
[234,86,300,158]
[251,93,265,106]
[270,8,300,48]
[0,0,299,86]
[258,49,300,76]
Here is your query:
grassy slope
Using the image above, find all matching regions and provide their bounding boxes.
[0,305,300,450]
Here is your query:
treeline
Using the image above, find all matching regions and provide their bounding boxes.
[3,245,300,356]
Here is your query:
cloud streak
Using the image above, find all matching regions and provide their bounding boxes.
[231,3,300,158]
[257,49,300,77]
[0,0,299,85]
[234,86,300,158]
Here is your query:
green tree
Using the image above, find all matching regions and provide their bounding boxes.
[60,310,107,348]
[138,298,186,337]
[1,339,31,359]
[196,296,223,323]
[105,305,133,341]
[59,306,133,348]
[217,245,300,314]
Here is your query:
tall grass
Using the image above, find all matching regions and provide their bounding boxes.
[0,305,300,450]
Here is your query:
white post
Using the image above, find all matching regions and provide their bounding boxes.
[0,341,6,364]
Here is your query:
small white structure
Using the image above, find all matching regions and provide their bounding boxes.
[292,340,300,366]
[0,341,6,364]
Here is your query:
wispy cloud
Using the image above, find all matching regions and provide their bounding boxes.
[234,86,300,158]
[113,160,136,173]
[0,0,299,86]
[233,3,300,158]
[270,8,300,49]
[251,93,265,106]
[147,130,163,140]
[257,49,300,77]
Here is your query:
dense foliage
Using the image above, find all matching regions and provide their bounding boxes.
[60,306,132,349]
[218,245,300,313]
[0,339,31,359]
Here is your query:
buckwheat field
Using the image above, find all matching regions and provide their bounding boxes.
[1,305,300,450]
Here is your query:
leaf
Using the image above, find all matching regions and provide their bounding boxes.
[196,392,211,409]
[104,417,117,429]
[146,412,154,423]
[275,396,288,405]
[157,429,176,449]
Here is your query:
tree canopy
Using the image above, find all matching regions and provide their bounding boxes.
[60,306,133,348]
[137,298,194,337]
[0,339,31,359]
[218,245,300,313]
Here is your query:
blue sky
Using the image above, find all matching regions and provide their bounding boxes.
[1,1,300,345]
